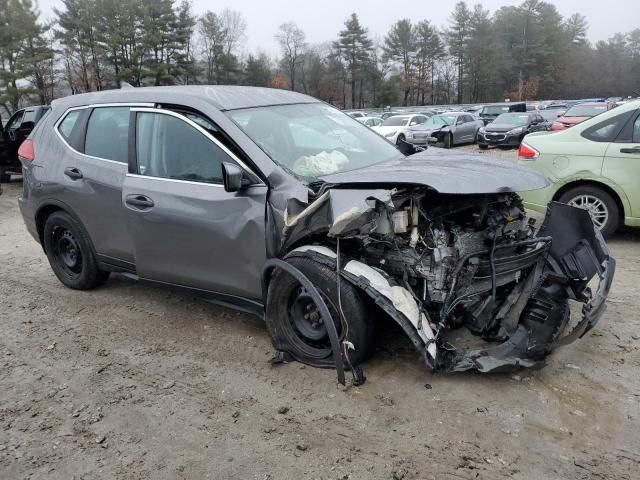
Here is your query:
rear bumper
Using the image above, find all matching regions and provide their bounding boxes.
[18,194,39,244]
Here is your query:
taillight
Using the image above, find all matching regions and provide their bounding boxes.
[518,142,539,160]
[18,139,35,161]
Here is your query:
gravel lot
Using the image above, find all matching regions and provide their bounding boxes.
[1,169,639,479]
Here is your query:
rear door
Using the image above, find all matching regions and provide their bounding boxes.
[55,104,144,268]
[122,107,268,300]
[602,110,640,218]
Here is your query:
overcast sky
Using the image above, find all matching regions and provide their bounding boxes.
[37,0,640,56]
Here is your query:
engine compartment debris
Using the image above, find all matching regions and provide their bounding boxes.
[267,182,614,375]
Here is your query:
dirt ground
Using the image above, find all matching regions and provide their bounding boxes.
[1,162,639,479]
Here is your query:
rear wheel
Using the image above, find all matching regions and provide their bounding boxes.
[43,211,110,289]
[558,185,619,238]
[266,256,376,366]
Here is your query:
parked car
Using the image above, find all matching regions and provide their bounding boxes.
[478,102,526,125]
[371,113,429,145]
[539,109,564,124]
[17,86,613,378]
[357,116,383,128]
[549,102,612,131]
[405,112,483,148]
[519,99,640,237]
[346,111,366,119]
[477,112,549,149]
[1,105,50,182]
[464,105,484,118]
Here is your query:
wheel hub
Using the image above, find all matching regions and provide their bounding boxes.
[55,228,82,273]
[289,287,329,341]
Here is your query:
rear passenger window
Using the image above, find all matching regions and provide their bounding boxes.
[85,107,130,163]
[58,110,81,139]
[135,112,227,184]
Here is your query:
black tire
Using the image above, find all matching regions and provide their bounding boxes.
[43,211,110,289]
[266,255,376,366]
[443,133,452,148]
[0,172,10,183]
[396,134,405,145]
[558,185,620,238]
[479,144,488,150]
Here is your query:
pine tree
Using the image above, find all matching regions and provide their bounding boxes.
[334,13,373,109]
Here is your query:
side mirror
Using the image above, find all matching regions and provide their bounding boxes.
[221,162,249,193]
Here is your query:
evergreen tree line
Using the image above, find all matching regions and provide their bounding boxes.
[1,0,639,116]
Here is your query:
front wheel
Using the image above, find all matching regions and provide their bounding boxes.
[43,211,110,289]
[396,134,406,145]
[443,133,452,148]
[265,256,376,366]
[478,144,488,150]
[558,185,619,238]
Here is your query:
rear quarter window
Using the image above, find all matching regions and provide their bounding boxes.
[58,110,81,139]
[581,111,635,143]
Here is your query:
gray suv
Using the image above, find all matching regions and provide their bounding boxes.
[18,86,614,378]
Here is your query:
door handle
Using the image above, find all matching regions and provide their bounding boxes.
[125,194,154,209]
[64,167,83,180]
[620,147,640,154]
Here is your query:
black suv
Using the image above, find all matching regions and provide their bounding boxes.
[1,106,50,182]
[478,102,526,125]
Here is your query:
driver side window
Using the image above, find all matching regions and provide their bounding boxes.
[136,112,229,184]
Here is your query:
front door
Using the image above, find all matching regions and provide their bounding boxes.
[603,111,640,218]
[122,108,268,300]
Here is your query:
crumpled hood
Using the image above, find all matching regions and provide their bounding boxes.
[319,148,548,194]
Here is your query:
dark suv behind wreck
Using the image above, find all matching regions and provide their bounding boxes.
[17,86,614,381]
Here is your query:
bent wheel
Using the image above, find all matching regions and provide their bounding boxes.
[266,255,375,366]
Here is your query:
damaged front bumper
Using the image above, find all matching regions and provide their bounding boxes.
[276,199,614,374]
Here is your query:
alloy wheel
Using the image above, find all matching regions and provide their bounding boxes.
[567,194,609,230]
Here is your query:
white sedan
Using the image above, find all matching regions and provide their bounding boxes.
[372,114,429,144]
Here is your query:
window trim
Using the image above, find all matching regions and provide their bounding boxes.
[54,103,154,165]
[130,107,264,186]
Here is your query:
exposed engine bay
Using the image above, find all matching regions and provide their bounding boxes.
[273,183,615,374]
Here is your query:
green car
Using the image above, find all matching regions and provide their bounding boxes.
[518,100,640,238]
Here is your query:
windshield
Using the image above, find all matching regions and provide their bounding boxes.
[381,116,410,126]
[424,115,454,126]
[564,104,608,117]
[226,103,402,179]
[493,113,530,126]
[481,105,509,115]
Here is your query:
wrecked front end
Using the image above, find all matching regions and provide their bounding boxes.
[264,160,614,375]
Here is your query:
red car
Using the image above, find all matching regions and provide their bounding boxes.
[549,102,612,131]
